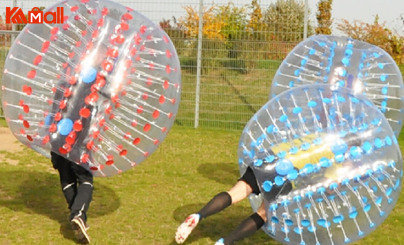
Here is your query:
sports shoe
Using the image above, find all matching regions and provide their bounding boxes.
[71,216,90,244]
[215,238,225,245]
[175,213,200,244]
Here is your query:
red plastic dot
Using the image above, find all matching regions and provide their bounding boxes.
[163,80,169,89]
[133,138,141,145]
[69,77,77,85]
[142,93,149,100]
[23,120,30,128]
[26,135,33,141]
[144,124,151,132]
[171,98,176,104]
[70,5,79,11]
[63,23,70,30]
[166,49,172,58]
[144,152,149,157]
[107,48,119,58]
[106,155,114,165]
[59,100,67,110]
[168,112,173,119]
[51,27,59,35]
[159,95,165,104]
[23,105,29,113]
[162,127,167,133]
[124,132,131,139]
[131,120,137,127]
[81,154,89,163]
[137,106,143,114]
[86,141,94,150]
[163,36,169,43]
[66,131,77,145]
[27,70,36,79]
[140,25,147,34]
[149,63,155,70]
[73,120,83,131]
[154,139,159,145]
[49,124,57,133]
[90,166,98,171]
[42,41,50,53]
[120,21,129,31]
[123,13,133,20]
[64,88,72,98]
[54,112,62,121]
[101,7,109,16]
[102,60,114,72]
[85,93,99,104]
[42,135,50,145]
[79,108,91,118]
[166,65,171,74]
[33,55,42,65]
[119,149,127,156]
[152,110,160,119]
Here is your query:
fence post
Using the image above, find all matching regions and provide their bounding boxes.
[194,0,203,128]
[303,0,308,39]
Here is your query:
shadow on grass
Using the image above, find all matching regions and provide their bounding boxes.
[171,203,276,245]
[198,162,240,186]
[0,170,120,243]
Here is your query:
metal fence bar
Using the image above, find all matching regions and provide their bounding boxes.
[194,0,204,128]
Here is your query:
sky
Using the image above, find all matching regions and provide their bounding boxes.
[0,0,403,36]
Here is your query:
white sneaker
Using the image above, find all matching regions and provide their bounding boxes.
[215,238,225,245]
[175,213,200,244]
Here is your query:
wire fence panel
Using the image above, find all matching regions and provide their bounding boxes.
[0,0,311,130]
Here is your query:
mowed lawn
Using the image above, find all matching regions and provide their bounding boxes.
[0,122,404,245]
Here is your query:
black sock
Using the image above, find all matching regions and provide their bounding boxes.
[198,192,232,220]
[222,212,265,245]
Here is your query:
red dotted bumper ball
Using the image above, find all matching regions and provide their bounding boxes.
[1,0,181,177]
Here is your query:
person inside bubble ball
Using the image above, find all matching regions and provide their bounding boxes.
[47,47,112,244]
[175,133,361,245]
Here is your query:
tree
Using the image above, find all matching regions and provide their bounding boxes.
[315,0,332,34]
[247,0,266,40]
[263,0,313,42]
[337,16,404,64]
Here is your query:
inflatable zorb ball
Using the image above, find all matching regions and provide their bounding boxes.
[238,85,403,245]
[271,35,404,136]
[1,0,181,176]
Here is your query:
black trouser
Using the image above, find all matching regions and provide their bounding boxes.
[51,152,93,222]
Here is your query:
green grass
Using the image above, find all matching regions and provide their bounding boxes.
[0,125,404,244]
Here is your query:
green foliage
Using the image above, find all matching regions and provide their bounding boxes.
[315,0,333,34]
[264,0,314,42]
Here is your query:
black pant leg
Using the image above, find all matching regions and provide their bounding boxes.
[69,162,94,222]
[51,152,77,209]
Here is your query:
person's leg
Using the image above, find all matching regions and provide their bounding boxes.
[175,167,258,244]
[69,162,93,244]
[216,202,267,245]
[69,162,93,222]
[51,152,77,209]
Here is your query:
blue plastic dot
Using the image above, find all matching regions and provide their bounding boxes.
[385,136,392,146]
[380,74,387,82]
[378,62,385,69]
[362,141,373,154]
[363,204,371,212]
[57,118,73,136]
[262,181,273,192]
[289,147,299,154]
[331,141,348,155]
[275,159,294,176]
[341,57,350,66]
[386,187,393,196]
[349,146,362,159]
[80,66,97,83]
[266,125,274,133]
[293,107,302,114]
[303,163,314,174]
[381,86,388,95]
[301,59,307,66]
[301,220,310,227]
[329,182,338,190]
[349,209,358,219]
[308,101,317,107]
[270,203,278,211]
[277,151,287,159]
[320,157,332,168]
[285,219,294,226]
[301,142,311,151]
[289,81,295,87]
[279,114,288,123]
[271,216,279,224]
[275,176,285,186]
[294,69,301,76]
[287,169,298,181]
[45,115,52,126]
[333,215,344,223]
[374,138,384,148]
[265,155,276,163]
[309,48,315,55]
[254,159,263,167]
[294,227,302,234]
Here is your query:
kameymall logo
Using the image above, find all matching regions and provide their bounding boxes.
[6,7,64,24]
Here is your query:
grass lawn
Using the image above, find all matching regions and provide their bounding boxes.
[0,122,403,245]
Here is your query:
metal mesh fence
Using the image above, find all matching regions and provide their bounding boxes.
[0,0,313,130]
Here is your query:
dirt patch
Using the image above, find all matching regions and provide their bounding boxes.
[0,127,24,153]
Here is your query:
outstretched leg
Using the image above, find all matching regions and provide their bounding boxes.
[216,202,266,245]
[175,167,258,244]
